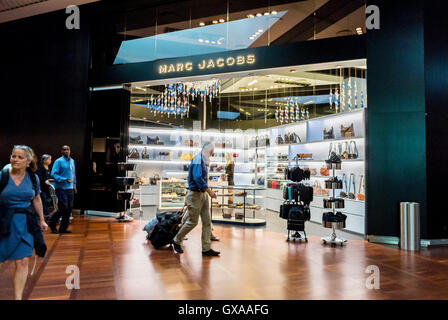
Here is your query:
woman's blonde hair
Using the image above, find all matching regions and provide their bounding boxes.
[12,145,38,172]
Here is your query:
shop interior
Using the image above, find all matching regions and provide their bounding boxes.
[117,59,367,238]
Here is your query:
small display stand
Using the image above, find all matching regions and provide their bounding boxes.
[116,163,136,223]
[210,185,266,226]
[321,161,347,247]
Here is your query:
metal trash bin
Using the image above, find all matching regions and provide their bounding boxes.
[400,202,420,251]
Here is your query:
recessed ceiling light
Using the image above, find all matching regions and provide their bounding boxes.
[254,88,258,90]
[212,20,218,24]
[249,36,255,40]
[248,79,258,86]
[271,10,278,15]
[199,22,205,26]
[211,41,216,44]
[205,40,210,43]
[256,13,262,17]
[264,12,270,16]
[198,39,204,42]
[247,14,255,18]
[219,18,225,23]
[258,29,263,33]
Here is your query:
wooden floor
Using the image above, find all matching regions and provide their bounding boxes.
[0,216,447,300]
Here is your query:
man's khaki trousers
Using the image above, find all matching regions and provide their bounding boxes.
[173,190,211,251]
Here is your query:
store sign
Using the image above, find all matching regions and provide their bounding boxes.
[158,54,256,74]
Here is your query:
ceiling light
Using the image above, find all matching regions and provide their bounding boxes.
[253,88,258,90]
[198,39,204,42]
[247,14,255,18]
[199,22,205,26]
[264,12,270,16]
[256,13,262,17]
[219,18,225,23]
[258,29,263,32]
[211,41,216,44]
[212,20,218,24]
[205,40,210,43]
[290,69,296,73]
[249,36,255,40]
[271,10,278,15]
[248,79,258,86]
[249,88,253,91]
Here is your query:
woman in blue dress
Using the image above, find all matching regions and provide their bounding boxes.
[0,145,48,300]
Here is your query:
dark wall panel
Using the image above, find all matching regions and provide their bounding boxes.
[366,0,427,237]
[0,10,91,209]
[424,1,448,239]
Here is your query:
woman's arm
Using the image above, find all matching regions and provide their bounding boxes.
[32,195,48,231]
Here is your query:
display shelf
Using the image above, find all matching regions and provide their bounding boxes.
[128,159,190,164]
[294,159,364,162]
[312,194,365,203]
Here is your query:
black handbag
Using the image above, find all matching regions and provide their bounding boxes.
[349,141,359,159]
[141,147,150,159]
[128,148,140,159]
[117,191,133,201]
[279,202,295,219]
[130,136,143,144]
[147,136,160,145]
[323,127,334,140]
[289,132,301,144]
[116,177,136,186]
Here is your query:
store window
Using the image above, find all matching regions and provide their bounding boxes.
[126,60,367,234]
[93,0,366,67]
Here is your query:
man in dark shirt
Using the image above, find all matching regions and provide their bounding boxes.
[172,142,220,256]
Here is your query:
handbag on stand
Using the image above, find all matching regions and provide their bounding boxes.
[341,141,350,159]
[339,174,348,198]
[320,166,330,176]
[141,147,150,159]
[341,123,355,138]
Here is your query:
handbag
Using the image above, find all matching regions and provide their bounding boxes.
[276,135,284,145]
[348,173,356,199]
[141,147,150,159]
[320,166,329,176]
[310,168,317,176]
[341,123,354,138]
[130,136,143,144]
[349,141,359,159]
[284,133,290,144]
[147,136,160,145]
[323,127,334,140]
[341,142,350,160]
[128,148,140,159]
[279,201,295,219]
[289,133,302,144]
[357,175,365,201]
[339,174,348,198]
[313,180,322,196]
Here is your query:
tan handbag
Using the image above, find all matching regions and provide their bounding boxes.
[341,123,354,138]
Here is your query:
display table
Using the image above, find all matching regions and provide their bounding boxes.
[209,186,266,226]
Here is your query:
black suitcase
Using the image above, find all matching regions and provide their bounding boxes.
[149,208,185,249]
[287,205,306,231]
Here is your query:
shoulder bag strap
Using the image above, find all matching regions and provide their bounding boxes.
[0,168,9,195]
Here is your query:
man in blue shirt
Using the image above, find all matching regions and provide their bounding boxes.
[49,145,76,234]
[172,142,220,256]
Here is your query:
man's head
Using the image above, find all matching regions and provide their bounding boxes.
[201,142,214,159]
[61,145,71,158]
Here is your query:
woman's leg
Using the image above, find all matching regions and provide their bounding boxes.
[13,257,29,300]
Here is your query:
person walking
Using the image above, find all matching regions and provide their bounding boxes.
[36,154,52,220]
[172,142,220,256]
[49,146,76,234]
[0,145,48,300]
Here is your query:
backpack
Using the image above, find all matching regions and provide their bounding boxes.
[0,167,38,195]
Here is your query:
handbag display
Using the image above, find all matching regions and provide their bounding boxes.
[357,175,365,201]
[249,137,257,148]
[348,173,356,199]
[128,148,140,160]
[309,168,317,176]
[341,141,350,160]
[323,127,334,140]
[298,153,313,160]
[323,198,345,209]
[325,177,343,189]
[279,201,296,219]
[141,147,150,159]
[341,123,355,138]
[116,177,136,186]
[349,141,359,159]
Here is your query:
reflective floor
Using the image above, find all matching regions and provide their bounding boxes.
[0,216,447,300]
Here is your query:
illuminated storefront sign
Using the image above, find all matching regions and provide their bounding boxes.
[158,54,256,74]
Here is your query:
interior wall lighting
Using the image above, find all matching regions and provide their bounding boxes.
[219,18,225,23]
[198,39,204,42]
[247,14,255,18]
[212,20,218,24]
[264,12,270,15]
[271,10,278,15]
[199,22,205,26]
[256,13,262,17]
[258,29,263,32]
[205,40,210,43]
